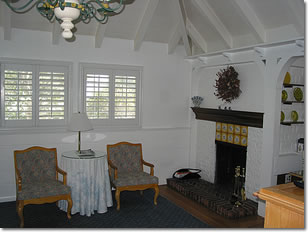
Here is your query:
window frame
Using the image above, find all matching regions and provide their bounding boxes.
[0,58,72,129]
[79,62,142,128]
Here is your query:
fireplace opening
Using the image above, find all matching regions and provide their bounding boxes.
[215,141,247,189]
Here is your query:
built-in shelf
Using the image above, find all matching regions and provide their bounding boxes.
[280,121,304,126]
[283,84,304,88]
[282,101,304,105]
[191,107,264,128]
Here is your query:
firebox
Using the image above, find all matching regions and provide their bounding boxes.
[215,141,247,187]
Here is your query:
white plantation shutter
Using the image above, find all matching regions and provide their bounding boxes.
[81,63,141,127]
[38,68,66,120]
[85,70,110,119]
[2,64,33,127]
[114,75,137,119]
[0,61,70,128]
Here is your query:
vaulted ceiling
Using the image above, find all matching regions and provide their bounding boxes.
[0,0,305,56]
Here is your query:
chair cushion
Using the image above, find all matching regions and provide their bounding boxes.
[111,171,158,187]
[17,180,71,200]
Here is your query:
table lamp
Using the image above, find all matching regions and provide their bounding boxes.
[68,112,93,153]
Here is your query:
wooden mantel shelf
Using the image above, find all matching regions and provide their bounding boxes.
[191,107,264,128]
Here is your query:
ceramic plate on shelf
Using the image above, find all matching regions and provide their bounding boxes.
[283,72,291,84]
[293,87,303,102]
[291,111,299,122]
[282,90,288,101]
[281,111,285,122]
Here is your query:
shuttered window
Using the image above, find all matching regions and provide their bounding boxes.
[39,69,66,120]
[114,75,136,119]
[85,73,110,119]
[0,60,70,128]
[4,68,33,121]
[81,63,141,127]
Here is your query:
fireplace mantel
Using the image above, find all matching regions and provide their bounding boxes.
[191,107,264,128]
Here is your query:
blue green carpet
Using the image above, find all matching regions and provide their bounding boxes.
[0,189,210,228]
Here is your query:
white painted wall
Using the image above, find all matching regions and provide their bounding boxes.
[0,28,192,202]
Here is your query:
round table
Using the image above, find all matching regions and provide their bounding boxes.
[58,150,113,216]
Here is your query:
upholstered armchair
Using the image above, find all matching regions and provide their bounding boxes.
[107,142,159,210]
[14,146,72,227]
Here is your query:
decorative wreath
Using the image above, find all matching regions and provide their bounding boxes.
[214,66,241,103]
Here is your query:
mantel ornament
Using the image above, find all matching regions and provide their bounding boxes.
[214,66,241,103]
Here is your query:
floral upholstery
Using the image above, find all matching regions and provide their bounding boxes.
[17,180,71,200]
[111,171,158,187]
[15,149,56,184]
[107,142,159,210]
[108,144,143,173]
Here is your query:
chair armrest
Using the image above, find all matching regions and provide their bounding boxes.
[56,166,67,185]
[142,160,154,176]
[108,160,118,180]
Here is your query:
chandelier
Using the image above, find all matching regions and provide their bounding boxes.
[2,0,124,39]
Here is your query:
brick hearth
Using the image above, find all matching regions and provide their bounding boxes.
[167,178,258,219]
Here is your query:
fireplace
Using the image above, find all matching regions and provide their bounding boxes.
[215,141,247,189]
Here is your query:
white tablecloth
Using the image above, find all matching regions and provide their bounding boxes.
[58,151,113,216]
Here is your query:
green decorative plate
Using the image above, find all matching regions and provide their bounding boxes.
[283,72,291,84]
[281,111,285,122]
[293,87,303,102]
[291,111,298,122]
[281,90,288,102]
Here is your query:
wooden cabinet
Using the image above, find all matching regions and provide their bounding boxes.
[255,183,304,228]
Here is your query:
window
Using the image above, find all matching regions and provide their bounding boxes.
[81,63,141,127]
[0,60,70,128]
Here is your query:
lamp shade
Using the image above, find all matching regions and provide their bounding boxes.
[68,112,93,132]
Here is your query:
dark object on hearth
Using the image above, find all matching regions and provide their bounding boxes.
[173,168,201,180]
[294,180,304,189]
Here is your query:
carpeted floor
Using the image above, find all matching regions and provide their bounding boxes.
[0,189,210,228]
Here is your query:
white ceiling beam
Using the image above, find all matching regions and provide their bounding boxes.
[1,2,12,40]
[168,23,181,54]
[186,19,207,53]
[95,23,107,48]
[233,0,265,43]
[133,0,159,51]
[193,0,233,48]
[172,0,191,56]
[52,22,61,45]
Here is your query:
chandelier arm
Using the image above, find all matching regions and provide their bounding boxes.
[95,0,123,12]
[46,0,59,7]
[2,0,36,13]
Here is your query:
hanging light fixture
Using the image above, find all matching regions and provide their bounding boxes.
[2,0,124,39]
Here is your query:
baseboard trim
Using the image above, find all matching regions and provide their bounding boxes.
[0,196,15,202]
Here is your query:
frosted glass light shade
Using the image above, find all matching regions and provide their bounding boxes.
[68,112,93,132]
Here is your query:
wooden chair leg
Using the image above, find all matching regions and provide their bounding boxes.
[153,185,159,205]
[67,195,73,219]
[115,189,121,211]
[17,200,24,228]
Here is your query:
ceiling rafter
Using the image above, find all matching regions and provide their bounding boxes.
[168,22,181,54]
[1,1,11,40]
[172,0,191,56]
[233,0,265,43]
[133,0,159,51]
[186,18,207,53]
[52,22,61,45]
[95,23,107,48]
[192,0,233,49]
